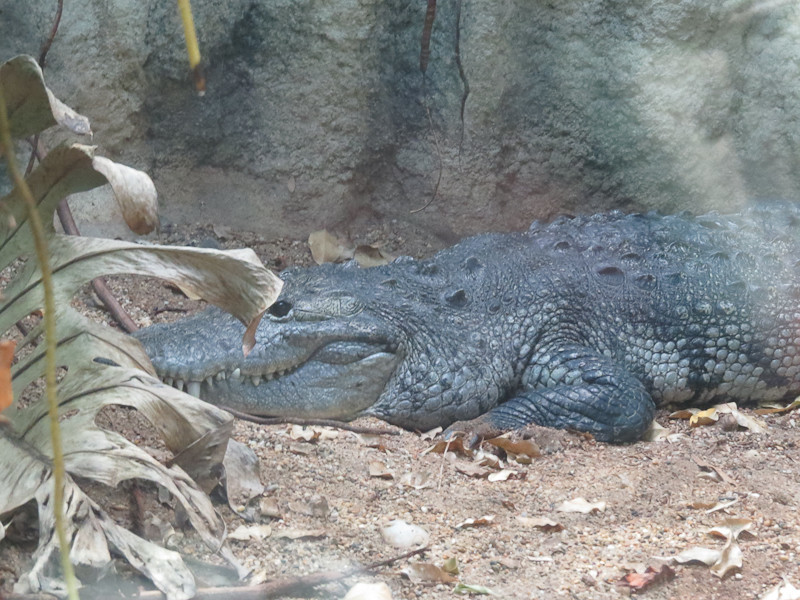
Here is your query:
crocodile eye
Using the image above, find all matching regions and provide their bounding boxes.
[268,300,292,318]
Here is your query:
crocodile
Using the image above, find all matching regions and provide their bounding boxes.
[135,204,800,442]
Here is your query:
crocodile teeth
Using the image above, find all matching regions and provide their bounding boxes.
[231,368,241,381]
[251,375,261,386]
[164,377,174,387]
[215,372,226,381]
[175,378,185,392]
[187,381,201,397]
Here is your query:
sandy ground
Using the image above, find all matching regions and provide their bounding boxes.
[2,220,799,600]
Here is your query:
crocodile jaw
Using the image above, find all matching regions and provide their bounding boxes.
[156,347,400,420]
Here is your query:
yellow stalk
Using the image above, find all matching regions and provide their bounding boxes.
[177,0,206,94]
[0,85,80,600]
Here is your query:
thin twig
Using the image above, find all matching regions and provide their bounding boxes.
[409,100,443,214]
[419,0,437,73]
[454,0,469,153]
[220,406,402,435]
[38,0,64,67]
[56,199,139,333]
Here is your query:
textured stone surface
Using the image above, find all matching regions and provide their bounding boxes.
[2,0,800,239]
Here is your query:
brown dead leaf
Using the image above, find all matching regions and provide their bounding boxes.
[401,563,458,584]
[690,407,719,427]
[308,230,353,264]
[488,469,523,482]
[473,450,502,469]
[353,433,387,450]
[618,564,675,591]
[670,408,700,419]
[694,458,736,486]
[516,516,564,532]
[421,437,473,457]
[399,471,433,490]
[354,244,394,267]
[455,515,495,529]
[227,524,272,541]
[0,340,16,416]
[755,398,800,415]
[455,462,491,478]
[485,436,541,460]
[555,497,606,514]
[369,460,394,479]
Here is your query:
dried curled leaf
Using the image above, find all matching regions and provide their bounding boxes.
[0,55,91,139]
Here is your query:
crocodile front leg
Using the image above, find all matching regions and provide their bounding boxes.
[448,345,655,444]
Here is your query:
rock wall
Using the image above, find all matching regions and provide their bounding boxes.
[2,0,799,240]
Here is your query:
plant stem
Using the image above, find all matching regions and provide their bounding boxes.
[0,85,80,600]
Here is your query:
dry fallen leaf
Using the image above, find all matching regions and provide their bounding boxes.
[555,497,606,514]
[618,564,675,591]
[353,433,387,449]
[227,524,272,542]
[690,407,719,427]
[455,515,496,529]
[422,437,473,457]
[308,230,353,264]
[673,546,722,566]
[755,399,800,415]
[380,520,430,548]
[487,469,521,482]
[401,563,458,584]
[485,436,541,460]
[455,462,492,478]
[399,471,433,490]
[369,460,394,479]
[694,458,736,486]
[354,244,394,267]
[670,408,700,419]
[671,518,754,578]
[516,516,564,532]
[642,420,669,442]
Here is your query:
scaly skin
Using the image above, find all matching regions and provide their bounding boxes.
[135,204,800,442]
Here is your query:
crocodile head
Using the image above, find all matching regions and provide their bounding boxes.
[134,262,405,421]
